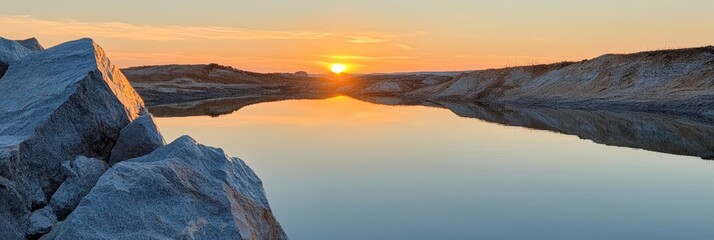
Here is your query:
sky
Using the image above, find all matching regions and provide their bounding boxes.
[1,0,713,73]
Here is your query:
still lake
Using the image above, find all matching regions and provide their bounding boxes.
[155,96,714,240]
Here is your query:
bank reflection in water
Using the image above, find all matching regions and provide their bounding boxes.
[150,95,714,159]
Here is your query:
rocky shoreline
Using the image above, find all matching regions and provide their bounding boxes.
[0,37,286,239]
[2,35,713,239]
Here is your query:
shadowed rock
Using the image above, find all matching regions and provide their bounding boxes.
[109,113,166,164]
[49,156,109,219]
[46,136,287,240]
[27,206,56,237]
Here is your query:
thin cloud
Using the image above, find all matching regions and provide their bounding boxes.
[346,36,389,44]
[328,55,415,60]
[394,44,416,50]
[0,15,331,41]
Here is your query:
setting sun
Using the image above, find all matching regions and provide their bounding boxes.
[330,63,347,74]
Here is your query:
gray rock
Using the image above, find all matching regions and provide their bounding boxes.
[16,37,44,51]
[46,136,287,240]
[0,38,144,237]
[0,37,33,79]
[49,156,109,219]
[0,174,28,240]
[27,206,57,237]
[109,113,166,164]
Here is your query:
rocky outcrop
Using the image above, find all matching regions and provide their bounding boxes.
[46,136,287,240]
[109,113,166,164]
[122,64,338,105]
[347,47,714,119]
[0,38,285,239]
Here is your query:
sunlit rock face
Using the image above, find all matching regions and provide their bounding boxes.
[46,136,288,240]
[348,47,714,118]
[0,38,143,239]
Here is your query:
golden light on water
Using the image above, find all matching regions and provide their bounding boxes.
[330,63,347,74]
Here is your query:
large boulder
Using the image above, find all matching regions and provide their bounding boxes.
[0,38,144,238]
[46,136,287,240]
[109,113,166,164]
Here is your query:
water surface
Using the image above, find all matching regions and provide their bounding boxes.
[155,96,714,240]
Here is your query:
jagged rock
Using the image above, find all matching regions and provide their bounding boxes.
[109,113,166,164]
[0,174,28,240]
[46,136,287,240]
[16,37,44,51]
[0,38,144,238]
[0,37,33,79]
[49,156,109,219]
[27,206,57,237]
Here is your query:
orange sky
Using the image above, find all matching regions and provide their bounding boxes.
[1,1,713,73]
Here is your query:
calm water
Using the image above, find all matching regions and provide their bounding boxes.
[155,96,714,240]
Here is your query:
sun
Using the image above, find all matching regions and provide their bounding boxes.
[330,63,347,74]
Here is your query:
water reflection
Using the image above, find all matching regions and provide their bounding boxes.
[148,95,714,159]
[153,96,714,240]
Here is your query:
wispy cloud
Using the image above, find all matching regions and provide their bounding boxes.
[328,55,415,61]
[0,15,331,41]
[394,44,416,50]
[346,35,389,43]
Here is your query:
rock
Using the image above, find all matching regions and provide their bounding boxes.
[0,38,144,237]
[122,64,335,106]
[294,71,309,77]
[109,113,166,164]
[49,156,109,219]
[362,81,402,94]
[46,136,287,240]
[27,206,57,237]
[421,76,440,85]
[0,37,33,79]
[0,174,28,240]
[16,37,44,51]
